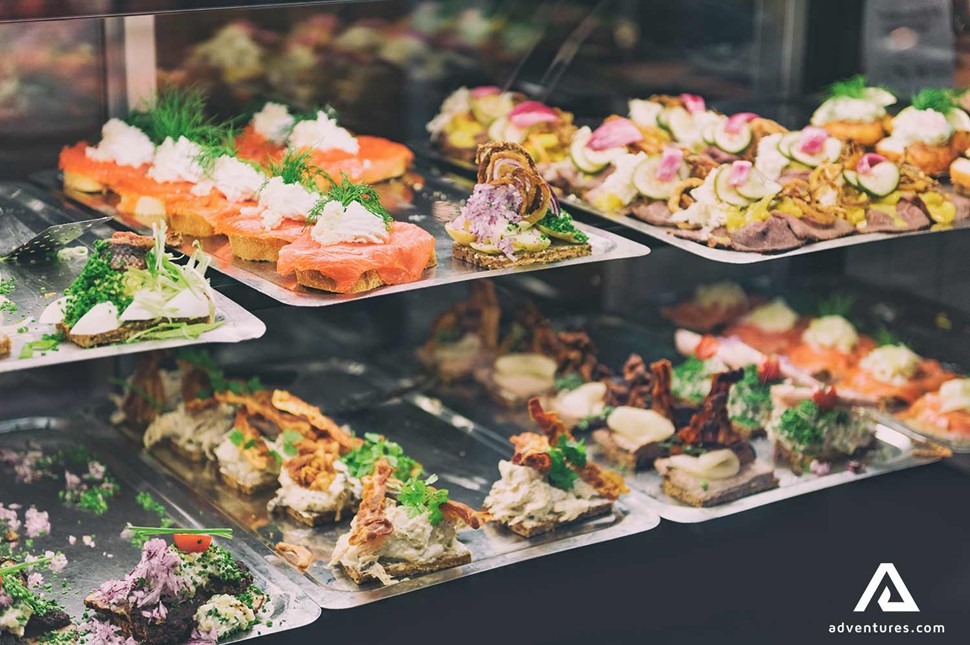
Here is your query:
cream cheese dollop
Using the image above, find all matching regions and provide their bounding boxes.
[191,155,264,202]
[665,449,740,480]
[802,315,859,353]
[887,107,953,147]
[811,96,891,125]
[939,378,970,414]
[288,110,359,154]
[147,136,206,184]
[859,345,921,384]
[85,118,155,167]
[743,298,798,333]
[310,200,390,246]
[252,101,295,144]
[246,177,319,230]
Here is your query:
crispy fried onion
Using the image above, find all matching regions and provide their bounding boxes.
[440,500,486,529]
[685,153,719,180]
[348,459,395,548]
[270,390,359,451]
[605,353,651,408]
[668,177,703,212]
[427,280,501,351]
[650,359,676,421]
[780,174,837,224]
[750,118,787,139]
[233,410,273,471]
[275,543,314,570]
[677,370,744,447]
[284,438,343,491]
[476,142,551,221]
[898,164,938,193]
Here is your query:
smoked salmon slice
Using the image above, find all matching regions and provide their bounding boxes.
[235,124,279,166]
[786,336,877,381]
[841,359,956,405]
[899,391,970,440]
[277,222,435,293]
[723,320,807,355]
[59,142,149,189]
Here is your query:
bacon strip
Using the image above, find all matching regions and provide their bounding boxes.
[348,459,394,548]
[677,370,744,447]
[650,359,675,421]
[527,397,568,444]
[577,463,629,500]
[271,390,360,451]
[216,390,313,438]
[510,432,553,472]
[440,500,486,529]
[233,410,272,471]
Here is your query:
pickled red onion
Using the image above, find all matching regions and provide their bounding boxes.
[727,160,752,187]
[856,152,888,175]
[471,86,502,98]
[508,101,559,128]
[587,117,643,151]
[680,94,706,114]
[798,127,829,155]
[656,147,684,181]
[724,112,758,134]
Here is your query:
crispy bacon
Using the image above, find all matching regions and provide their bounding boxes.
[577,463,629,500]
[216,390,313,438]
[284,439,342,491]
[233,410,272,471]
[427,280,501,352]
[527,397,570,445]
[499,300,561,357]
[604,354,652,408]
[440,500,486,529]
[510,432,553,472]
[555,330,612,382]
[348,459,395,548]
[677,370,744,447]
[650,359,675,421]
[271,390,359,450]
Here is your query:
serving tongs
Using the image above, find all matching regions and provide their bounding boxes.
[0,217,109,264]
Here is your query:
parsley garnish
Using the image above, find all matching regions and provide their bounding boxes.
[545,435,587,490]
[776,400,851,450]
[397,474,449,526]
[279,430,304,457]
[228,429,245,447]
[0,276,14,295]
[340,432,420,481]
[555,373,584,392]
[672,357,713,405]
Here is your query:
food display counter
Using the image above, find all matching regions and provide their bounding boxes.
[0,1,967,644]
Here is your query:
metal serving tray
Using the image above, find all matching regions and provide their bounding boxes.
[0,416,321,642]
[0,183,266,373]
[419,145,970,264]
[130,359,661,609]
[38,169,650,307]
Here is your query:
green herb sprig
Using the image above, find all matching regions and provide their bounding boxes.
[396,474,449,526]
[554,373,584,392]
[910,88,958,114]
[125,526,233,540]
[816,294,855,318]
[340,432,421,481]
[305,172,391,227]
[545,434,587,490]
[827,74,882,99]
[0,556,52,577]
[126,85,227,147]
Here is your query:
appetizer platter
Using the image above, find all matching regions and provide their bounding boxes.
[0,183,265,373]
[0,415,320,643]
[426,79,970,263]
[45,90,649,306]
[107,353,660,609]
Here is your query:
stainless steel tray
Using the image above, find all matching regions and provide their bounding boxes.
[38,169,650,307]
[0,183,266,373]
[0,416,321,642]
[129,359,661,609]
[871,409,970,455]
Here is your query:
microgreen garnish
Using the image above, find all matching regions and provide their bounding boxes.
[910,88,958,114]
[126,85,227,147]
[397,474,449,526]
[125,526,233,540]
[305,172,391,227]
[340,432,421,481]
[545,435,587,490]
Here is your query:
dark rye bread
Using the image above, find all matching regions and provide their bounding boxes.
[273,500,357,527]
[592,429,665,471]
[59,316,212,349]
[452,241,591,270]
[294,250,437,294]
[340,549,472,584]
[500,499,614,538]
[657,459,779,507]
[218,469,277,496]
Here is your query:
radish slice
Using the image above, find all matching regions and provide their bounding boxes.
[656,147,684,181]
[798,127,829,155]
[471,85,502,98]
[725,112,758,134]
[587,117,644,151]
[726,160,752,187]
[680,93,706,114]
[509,101,559,128]
[856,152,888,175]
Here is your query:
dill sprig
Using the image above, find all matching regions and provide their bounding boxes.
[126,85,227,147]
[827,75,874,99]
[289,104,340,128]
[910,88,957,114]
[305,171,391,227]
[265,148,318,190]
[816,293,855,317]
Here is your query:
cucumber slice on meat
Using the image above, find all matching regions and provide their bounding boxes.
[665,107,697,143]
[569,130,609,174]
[735,171,781,200]
[713,167,752,207]
[712,122,753,154]
[843,169,860,188]
[702,122,717,145]
[856,162,900,198]
[632,156,687,200]
[789,136,843,168]
[777,132,801,160]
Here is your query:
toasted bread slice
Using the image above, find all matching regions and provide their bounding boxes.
[657,459,779,507]
[63,170,107,193]
[58,315,211,349]
[498,499,614,538]
[274,502,355,527]
[294,251,438,294]
[116,192,168,220]
[452,242,591,269]
[592,429,665,471]
[166,437,207,463]
[340,548,472,584]
[227,234,290,262]
[218,469,277,495]
[168,207,217,238]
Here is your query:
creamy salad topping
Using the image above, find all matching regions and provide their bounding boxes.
[483,460,602,528]
[147,136,206,184]
[743,298,798,333]
[310,200,390,246]
[859,345,920,384]
[802,315,860,353]
[85,118,155,167]
[244,176,319,230]
[143,402,236,459]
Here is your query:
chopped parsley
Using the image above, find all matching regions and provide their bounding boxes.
[397,474,449,526]
[133,491,174,546]
[545,435,587,490]
[574,406,614,432]
[727,364,775,430]
[537,209,588,244]
[278,430,304,458]
[671,357,713,405]
[776,400,850,449]
[0,571,60,618]
[0,276,14,295]
[340,432,421,481]
[62,240,132,328]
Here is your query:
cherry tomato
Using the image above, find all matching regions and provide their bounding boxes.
[695,335,719,359]
[812,386,839,411]
[173,533,212,553]
[758,356,781,382]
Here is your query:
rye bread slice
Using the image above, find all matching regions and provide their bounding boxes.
[591,429,665,471]
[499,499,615,538]
[273,501,356,527]
[340,548,472,584]
[59,316,212,349]
[452,241,591,269]
[218,469,277,496]
[656,459,779,507]
[294,250,437,294]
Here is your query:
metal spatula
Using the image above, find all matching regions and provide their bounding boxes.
[0,217,109,264]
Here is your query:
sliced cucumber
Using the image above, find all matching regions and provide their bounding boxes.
[488,116,526,143]
[946,107,970,132]
[777,132,801,160]
[702,122,718,145]
[789,135,842,168]
[843,169,861,188]
[570,130,608,174]
[665,106,697,143]
[735,171,781,200]
[471,94,512,125]
[856,162,900,198]
[713,167,752,207]
[632,156,687,200]
[656,107,670,131]
[712,122,752,154]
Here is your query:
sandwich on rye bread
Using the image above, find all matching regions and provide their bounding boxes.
[45,226,219,349]
[0,558,74,644]
[654,369,779,507]
[446,142,591,269]
[417,280,501,382]
[329,459,484,585]
[483,399,628,537]
[84,532,267,645]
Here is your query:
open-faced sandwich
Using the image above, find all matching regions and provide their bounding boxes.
[810,75,896,146]
[446,142,591,269]
[427,86,520,163]
[661,281,754,331]
[876,88,970,176]
[46,226,219,349]
[784,315,876,381]
[546,352,649,432]
[898,377,970,444]
[693,111,787,164]
[113,350,217,430]
[417,280,501,382]
[275,173,436,294]
[483,398,628,537]
[840,343,956,406]
[484,100,576,165]
[768,384,876,474]
[654,369,780,507]
[722,297,805,355]
[753,126,846,184]
[329,459,484,585]
[84,531,266,644]
[0,557,74,644]
[60,115,156,195]
[626,94,721,153]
